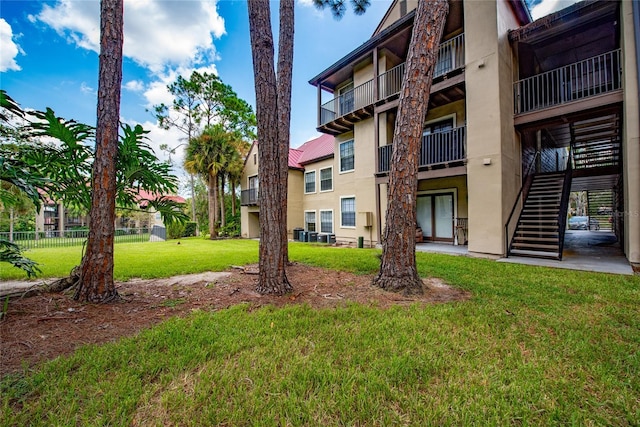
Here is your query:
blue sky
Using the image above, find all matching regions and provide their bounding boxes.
[1,0,578,189]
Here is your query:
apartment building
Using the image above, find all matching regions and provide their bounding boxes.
[241,0,640,265]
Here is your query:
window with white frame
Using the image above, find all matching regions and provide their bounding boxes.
[320,210,333,233]
[340,197,356,227]
[339,140,354,172]
[304,171,316,194]
[319,167,333,192]
[305,211,316,232]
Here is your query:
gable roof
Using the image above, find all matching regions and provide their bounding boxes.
[296,134,335,165]
[288,147,305,170]
[245,134,335,172]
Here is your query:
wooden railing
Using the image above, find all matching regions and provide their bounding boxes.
[241,188,259,206]
[514,49,622,114]
[378,126,466,173]
[320,34,465,126]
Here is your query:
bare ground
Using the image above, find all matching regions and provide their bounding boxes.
[0,263,469,376]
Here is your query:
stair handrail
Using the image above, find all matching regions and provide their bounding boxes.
[505,151,540,257]
[556,146,574,260]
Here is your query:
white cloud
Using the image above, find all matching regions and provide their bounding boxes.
[0,19,23,72]
[80,82,95,95]
[35,0,225,74]
[124,80,144,92]
[530,0,581,20]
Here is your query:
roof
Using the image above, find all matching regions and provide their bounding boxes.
[246,135,335,172]
[137,190,186,208]
[509,0,609,43]
[296,134,335,165]
[288,147,305,169]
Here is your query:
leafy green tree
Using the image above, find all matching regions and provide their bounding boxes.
[184,125,234,238]
[1,89,187,282]
[154,71,256,230]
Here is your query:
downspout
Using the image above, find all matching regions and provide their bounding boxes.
[633,0,640,109]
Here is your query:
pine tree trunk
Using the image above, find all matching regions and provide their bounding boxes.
[208,173,218,238]
[248,0,294,295]
[75,0,124,303]
[231,179,237,217]
[219,174,226,229]
[373,0,449,296]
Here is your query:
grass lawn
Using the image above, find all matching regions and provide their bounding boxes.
[1,239,639,425]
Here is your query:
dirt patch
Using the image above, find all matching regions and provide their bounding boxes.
[0,263,469,376]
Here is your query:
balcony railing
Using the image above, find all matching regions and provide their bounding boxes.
[514,49,622,115]
[320,33,465,126]
[378,126,466,173]
[320,79,375,125]
[241,188,259,206]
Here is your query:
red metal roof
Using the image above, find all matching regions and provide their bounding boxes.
[136,190,186,208]
[251,134,335,170]
[288,147,304,169]
[296,134,335,165]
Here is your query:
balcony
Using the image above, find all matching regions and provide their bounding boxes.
[378,126,466,173]
[319,33,465,131]
[241,188,259,206]
[514,49,622,115]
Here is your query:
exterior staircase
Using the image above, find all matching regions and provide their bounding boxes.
[510,171,570,260]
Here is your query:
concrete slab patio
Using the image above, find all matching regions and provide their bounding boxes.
[415,231,633,275]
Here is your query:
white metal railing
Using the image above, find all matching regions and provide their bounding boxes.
[514,49,622,114]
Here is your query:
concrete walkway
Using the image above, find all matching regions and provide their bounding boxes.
[499,230,633,275]
[415,231,633,275]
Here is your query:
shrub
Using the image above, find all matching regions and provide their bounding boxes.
[183,222,197,237]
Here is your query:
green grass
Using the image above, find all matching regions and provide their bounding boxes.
[1,240,639,425]
[0,238,260,281]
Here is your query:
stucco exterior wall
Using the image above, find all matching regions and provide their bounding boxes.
[621,0,640,265]
[376,0,418,34]
[240,143,305,240]
[327,120,378,245]
[464,0,520,257]
[287,171,304,239]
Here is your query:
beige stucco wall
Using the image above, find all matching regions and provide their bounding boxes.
[621,0,640,264]
[464,0,520,257]
[376,0,418,34]
[287,171,304,239]
[240,143,305,240]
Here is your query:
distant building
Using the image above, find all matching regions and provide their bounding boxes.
[35,190,186,236]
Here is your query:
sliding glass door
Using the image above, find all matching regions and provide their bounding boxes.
[417,193,454,242]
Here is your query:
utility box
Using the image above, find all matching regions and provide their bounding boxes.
[358,212,373,227]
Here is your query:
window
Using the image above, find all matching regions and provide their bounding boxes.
[248,175,258,190]
[320,210,333,233]
[320,167,333,192]
[305,211,316,232]
[423,118,454,135]
[253,153,257,165]
[341,197,356,228]
[339,140,354,172]
[304,171,316,194]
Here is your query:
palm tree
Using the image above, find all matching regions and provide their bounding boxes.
[184,125,232,238]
